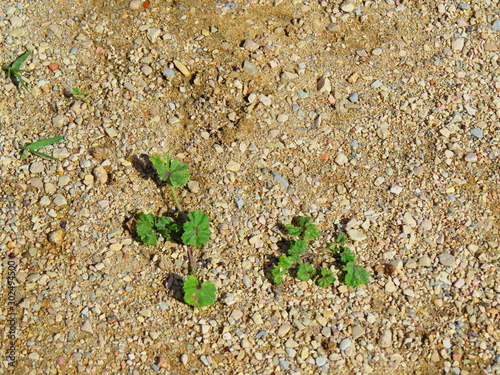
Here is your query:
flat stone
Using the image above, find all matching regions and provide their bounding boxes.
[339,338,351,350]
[372,48,383,56]
[271,171,289,188]
[385,279,397,293]
[379,329,392,348]
[30,162,45,174]
[316,357,328,366]
[278,323,291,337]
[129,0,143,9]
[147,28,161,43]
[335,153,348,165]
[390,185,403,195]
[317,77,331,93]
[9,16,23,27]
[464,153,477,162]
[230,309,244,320]
[53,194,67,206]
[226,160,240,172]
[438,253,455,267]
[173,60,191,77]
[258,94,272,106]
[93,166,108,185]
[352,325,365,340]
[347,229,367,241]
[243,39,260,52]
[340,2,355,12]
[243,60,258,75]
[81,320,93,334]
[493,20,500,31]
[452,38,465,51]
[52,115,67,127]
[277,114,289,123]
[470,128,483,138]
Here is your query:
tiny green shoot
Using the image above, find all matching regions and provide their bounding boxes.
[71,87,91,101]
[20,136,65,161]
[2,50,32,92]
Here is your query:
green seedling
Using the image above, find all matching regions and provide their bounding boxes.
[330,233,370,287]
[135,154,216,308]
[2,50,31,92]
[272,219,370,289]
[20,136,65,161]
[71,87,91,101]
[272,217,331,287]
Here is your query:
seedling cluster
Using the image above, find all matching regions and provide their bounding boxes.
[135,154,216,308]
[272,217,369,288]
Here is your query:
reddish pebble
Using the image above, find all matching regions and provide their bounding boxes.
[143,1,150,8]
[48,63,59,71]
[56,356,65,366]
[157,357,169,369]
[320,152,330,161]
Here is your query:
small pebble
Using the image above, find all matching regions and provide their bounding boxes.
[243,39,260,52]
[438,253,455,267]
[470,128,483,139]
[335,153,348,165]
[464,153,477,162]
[226,161,241,172]
[339,338,351,350]
[243,60,258,75]
[340,2,355,12]
[348,92,359,103]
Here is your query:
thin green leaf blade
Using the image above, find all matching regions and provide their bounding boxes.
[29,149,59,161]
[26,136,65,151]
[12,51,31,70]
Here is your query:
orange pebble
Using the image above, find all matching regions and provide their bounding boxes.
[48,63,59,71]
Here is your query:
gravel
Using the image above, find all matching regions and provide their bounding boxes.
[1,0,499,374]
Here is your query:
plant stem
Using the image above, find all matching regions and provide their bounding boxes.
[186,247,196,276]
[170,185,187,221]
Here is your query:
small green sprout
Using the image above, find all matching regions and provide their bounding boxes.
[20,136,65,161]
[330,233,370,287]
[135,154,216,308]
[2,50,32,92]
[286,216,320,240]
[71,87,91,101]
